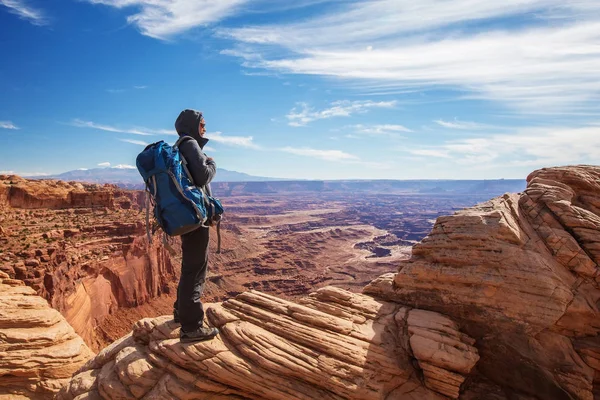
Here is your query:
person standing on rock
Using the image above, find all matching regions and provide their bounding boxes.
[172,109,219,343]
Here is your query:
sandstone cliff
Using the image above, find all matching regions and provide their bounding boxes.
[0,271,93,399]
[366,165,600,399]
[58,287,479,399]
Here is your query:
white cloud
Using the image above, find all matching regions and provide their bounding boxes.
[86,0,250,39]
[0,121,18,129]
[0,170,50,176]
[434,119,488,130]
[112,164,136,169]
[98,162,111,167]
[408,124,600,167]
[0,0,46,25]
[206,131,257,148]
[203,146,216,152]
[133,85,147,89]
[287,100,397,127]
[220,0,600,113]
[70,119,175,136]
[281,146,359,162]
[119,138,149,146]
[350,124,412,136]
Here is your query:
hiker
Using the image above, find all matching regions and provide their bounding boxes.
[172,109,219,343]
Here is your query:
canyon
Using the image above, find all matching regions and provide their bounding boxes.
[4,169,594,399]
[55,165,600,400]
[0,174,509,354]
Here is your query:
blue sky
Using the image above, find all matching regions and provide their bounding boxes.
[0,0,598,180]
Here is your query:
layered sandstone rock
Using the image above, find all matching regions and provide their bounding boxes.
[0,175,114,209]
[0,271,93,399]
[58,287,478,399]
[366,165,600,399]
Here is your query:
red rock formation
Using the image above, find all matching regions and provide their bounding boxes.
[58,288,479,400]
[0,271,93,399]
[0,176,179,351]
[58,165,600,399]
[366,165,600,399]
[0,175,114,209]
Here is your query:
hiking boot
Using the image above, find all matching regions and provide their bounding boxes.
[180,325,219,343]
[173,309,180,324]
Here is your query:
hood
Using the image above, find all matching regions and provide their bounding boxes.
[175,109,209,149]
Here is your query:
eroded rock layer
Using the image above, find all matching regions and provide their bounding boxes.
[0,271,93,399]
[366,165,600,399]
[58,287,479,399]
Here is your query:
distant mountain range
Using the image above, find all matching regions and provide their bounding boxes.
[33,167,281,187]
[29,167,527,196]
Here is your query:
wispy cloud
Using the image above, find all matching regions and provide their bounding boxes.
[70,119,175,136]
[107,85,148,93]
[0,121,19,130]
[408,124,600,166]
[287,100,397,127]
[350,124,412,136]
[112,164,136,169]
[0,0,47,26]
[86,0,250,39]
[98,162,111,167]
[0,171,50,177]
[281,146,359,162]
[434,119,488,130]
[119,138,149,146]
[206,131,257,148]
[220,0,600,114]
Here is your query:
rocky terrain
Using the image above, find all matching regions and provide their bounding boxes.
[55,165,600,399]
[0,270,92,399]
[1,174,498,353]
[0,175,176,351]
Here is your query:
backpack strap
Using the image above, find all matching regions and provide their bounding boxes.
[216,219,222,254]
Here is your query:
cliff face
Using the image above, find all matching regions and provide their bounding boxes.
[0,176,179,351]
[366,165,600,399]
[0,271,93,399]
[58,166,600,399]
[0,175,114,209]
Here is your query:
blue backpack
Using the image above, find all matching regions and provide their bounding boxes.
[136,136,224,252]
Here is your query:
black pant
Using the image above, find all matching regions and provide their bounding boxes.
[174,225,209,332]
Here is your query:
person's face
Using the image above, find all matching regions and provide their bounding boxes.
[199,118,206,137]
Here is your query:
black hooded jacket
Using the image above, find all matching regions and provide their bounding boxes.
[175,109,216,194]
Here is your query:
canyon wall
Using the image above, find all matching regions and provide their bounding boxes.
[0,176,179,351]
